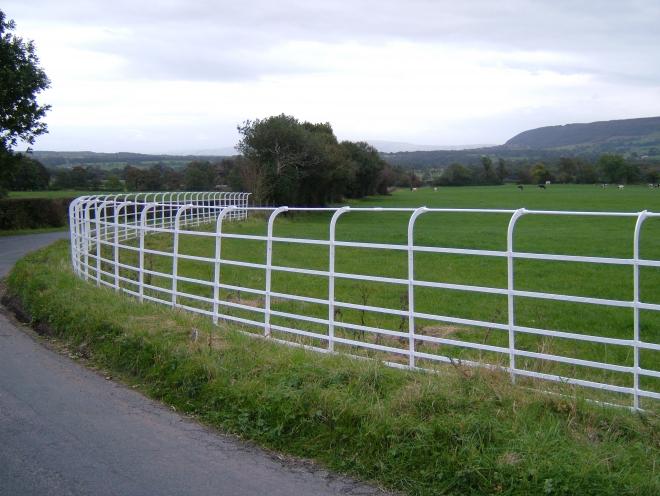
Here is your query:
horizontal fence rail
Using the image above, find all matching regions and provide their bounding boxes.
[69,194,660,410]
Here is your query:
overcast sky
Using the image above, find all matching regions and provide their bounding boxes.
[4,0,660,153]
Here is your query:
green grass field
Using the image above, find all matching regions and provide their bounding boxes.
[89,184,660,409]
[7,190,108,199]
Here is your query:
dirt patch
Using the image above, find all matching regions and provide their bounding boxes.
[1,292,31,323]
[498,452,522,466]
[420,324,464,338]
[0,287,57,337]
[226,294,290,309]
[227,294,264,308]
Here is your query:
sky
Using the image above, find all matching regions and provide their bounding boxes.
[4,0,660,153]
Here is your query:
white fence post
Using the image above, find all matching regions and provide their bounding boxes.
[328,207,350,352]
[138,203,156,303]
[113,202,129,290]
[213,206,237,325]
[171,205,193,308]
[632,210,648,410]
[506,208,526,382]
[265,207,288,337]
[407,207,428,369]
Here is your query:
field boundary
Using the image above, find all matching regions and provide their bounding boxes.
[69,193,660,409]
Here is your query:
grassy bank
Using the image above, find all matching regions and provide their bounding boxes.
[5,240,659,495]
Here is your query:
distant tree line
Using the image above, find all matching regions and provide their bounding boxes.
[4,148,658,197]
[426,154,660,187]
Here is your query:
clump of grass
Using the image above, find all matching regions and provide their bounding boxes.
[6,240,660,496]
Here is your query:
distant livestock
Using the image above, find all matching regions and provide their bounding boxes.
[538,184,546,190]
[618,185,625,190]
[517,185,523,191]
[601,184,609,188]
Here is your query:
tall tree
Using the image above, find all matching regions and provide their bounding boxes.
[1,10,51,195]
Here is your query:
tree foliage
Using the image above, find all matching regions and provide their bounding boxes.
[0,10,50,152]
[0,153,49,190]
[236,114,392,206]
[0,10,50,196]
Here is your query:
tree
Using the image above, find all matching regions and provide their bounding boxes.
[437,163,473,186]
[531,162,552,183]
[496,158,508,183]
[0,11,50,152]
[597,153,641,184]
[557,157,577,183]
[480,155,498,184]
[105,174,123,191]
[598,154,626,183]
[340,141,387,198]
[0,10,51,195]
[184,160,216,191]
[3,153,49,190]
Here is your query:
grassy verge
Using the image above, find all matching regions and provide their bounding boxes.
[0,226,67,237]
[5,240,659,495]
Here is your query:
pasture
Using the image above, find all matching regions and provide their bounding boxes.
[101,185,660,408]
[8,189,107,199]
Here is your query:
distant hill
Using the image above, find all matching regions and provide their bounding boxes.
[29,151,230,169]
[505,116,660,151]
[383,116,660,168]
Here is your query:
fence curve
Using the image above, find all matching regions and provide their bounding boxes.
[69,193,660,410]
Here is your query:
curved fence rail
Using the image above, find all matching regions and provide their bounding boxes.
[70,194,660,410]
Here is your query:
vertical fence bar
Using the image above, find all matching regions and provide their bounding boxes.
[83,200,95,281]
[328,207,350,352]
[506,208,526,383]
[171,205,192,308]
[68,197,82,276]
[632,210,647,410]
[114,202,127,290]
[265,207,288,337]
[213,206,237,325]
[407,207,428,368]
[138,203,155,303]
[95,201,105,286]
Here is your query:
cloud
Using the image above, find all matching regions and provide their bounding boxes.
[3,0,660,151]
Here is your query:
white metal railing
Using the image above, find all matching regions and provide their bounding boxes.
[69,195,660,410]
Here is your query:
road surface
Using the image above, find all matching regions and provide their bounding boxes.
[0,232,387,496]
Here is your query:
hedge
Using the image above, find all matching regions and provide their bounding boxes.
[0,197,74,230]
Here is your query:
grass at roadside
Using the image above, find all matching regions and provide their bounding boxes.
[6,240,659,496]
[0,226,67,237]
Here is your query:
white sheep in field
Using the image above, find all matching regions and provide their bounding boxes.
[618,184,624,190]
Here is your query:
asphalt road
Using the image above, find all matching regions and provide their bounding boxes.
[0,232,387,496]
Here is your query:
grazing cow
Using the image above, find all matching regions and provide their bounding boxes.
[655,184,660,188]
[433,187,438,191]
[618,184,625,190]
[412,187,418,191]
[601,183,608,188]
[538,184,546,190]
[517,185,523,191]
[649,184,655,188]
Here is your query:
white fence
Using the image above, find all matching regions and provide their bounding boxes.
[69,194,660,410]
